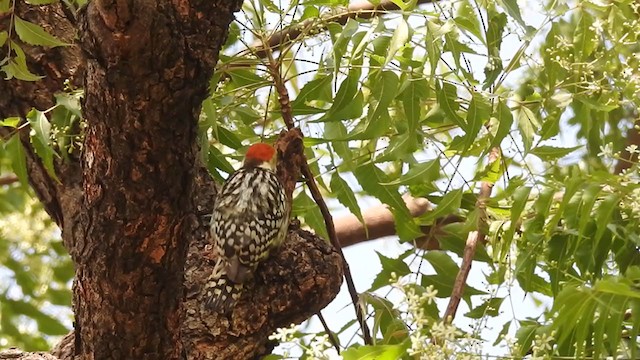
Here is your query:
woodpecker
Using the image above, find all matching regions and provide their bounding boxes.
[206,143,290,311]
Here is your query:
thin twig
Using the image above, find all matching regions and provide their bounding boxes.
[299,163,373,345]
[265,49,373,345]
[317,311,340,354]
[0,174,19,185]
[442,147,499,324]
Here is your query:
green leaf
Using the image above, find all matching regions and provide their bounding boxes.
[455,0,484,43]
[2,41,44,81]
[465,297,504,318]
[1,305,20,338]
[444,32,477,81]
[389,0,417,10]
[498,0,526,27]
[593,194,620,246]
[324,69,361,121]
[422,272,487,300]
[352,21,377,62]
[325,122,351,163]
[34,312,69,335]
[301,5,319,20]
[376,134,419,163]
[419,188,462,224]
[501,41,529,84]
[2,59,43,81]
[493,320,512,346]
[330,90,364,122]
[207,146,235,174]
[436,81,465,130]
[46,288,72,306]
[0,30,8,46]
[574,11,596,60]
[0,0,10,12]
[514,323,538,357]
[214,126,243,149]
[342,344,408,360]
[27,109,59,182]
[425,20,451,75]
[577,184,601,242]
[354,163,422,241]
[382,159,439,186]
[14,17,69,47]
[370,252,411,291]
[227,69,266,87]
[384,18,409,66]
[291,75,333,109]
[360,292,405,344]
[464,92,491,151]
[483,12,507,88]
[489,99,514,148]
[330,172,364,226]
[529,145,582,160]
[368,71,399,128]
[52,262,74,282]
[258,0,280,13]
[0,116,21,128]
[330,18,359,68]
[347,71,398,139]
[424,251,459,275]
[4,135,28,186]
[292,190,328,239]
[514,104,539,152]
[475,155,503,184]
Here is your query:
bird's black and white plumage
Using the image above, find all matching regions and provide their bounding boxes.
[205,143,289,311]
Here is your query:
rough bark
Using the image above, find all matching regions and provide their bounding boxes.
[1,1,345,359]
[69,1,242,358]
[184,222,343,359]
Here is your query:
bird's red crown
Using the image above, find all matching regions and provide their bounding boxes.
[245,143,276,163]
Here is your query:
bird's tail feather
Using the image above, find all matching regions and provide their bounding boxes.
[204,258,244,313]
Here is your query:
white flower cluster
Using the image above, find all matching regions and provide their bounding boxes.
[268,323,339,360]
[390,272,467,359]
[531,331,555,359]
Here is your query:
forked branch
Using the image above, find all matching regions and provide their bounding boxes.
[265,49,373,345]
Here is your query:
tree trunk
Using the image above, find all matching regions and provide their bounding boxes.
[0,1,344,359]
[72,1,242,358]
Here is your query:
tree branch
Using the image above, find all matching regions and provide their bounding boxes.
[251,0,436,59]
[0,349,58,360]
[266,50,372,344]
[185,228,343,359]
[333,195,465,251]
[0,1,82,118]
[0,1,84,230]
[0,174,18,185]
[443,147,499,323]
[335,195,431,247]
